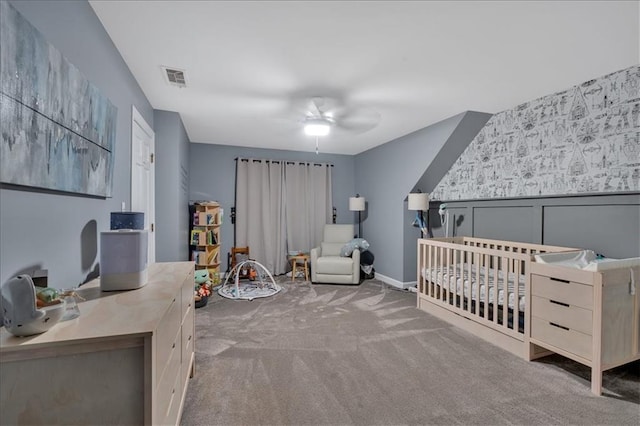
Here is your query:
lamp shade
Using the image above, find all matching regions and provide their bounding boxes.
[408,193,429,211]
[349,196,365,211]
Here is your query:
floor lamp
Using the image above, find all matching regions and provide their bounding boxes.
[408,192,429,238]
[349,194,365,238]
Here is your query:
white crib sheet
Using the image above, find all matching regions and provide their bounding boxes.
[421,264,525,311]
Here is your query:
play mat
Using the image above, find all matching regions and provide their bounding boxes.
[218,260,281,301]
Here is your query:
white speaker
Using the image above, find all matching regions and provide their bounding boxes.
[100,230,148,291]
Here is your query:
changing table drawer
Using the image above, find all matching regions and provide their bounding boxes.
[531,295,592,335]
[531,317,592,360]
[531,274,593,310]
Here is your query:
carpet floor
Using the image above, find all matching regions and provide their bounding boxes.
[181,277,639,425]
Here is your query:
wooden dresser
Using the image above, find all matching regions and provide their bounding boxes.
[529,261,639,395]
[0,262,195,425]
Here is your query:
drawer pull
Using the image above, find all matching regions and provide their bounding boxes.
[550,277,570,284]
[549,322,570,331]
[549,299,569,308]
[188,335,192,341]
[172,342,176,349]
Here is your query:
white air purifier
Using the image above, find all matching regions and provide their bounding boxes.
[100,230,148,291]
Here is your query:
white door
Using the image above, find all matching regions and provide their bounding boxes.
[131,105,156,264]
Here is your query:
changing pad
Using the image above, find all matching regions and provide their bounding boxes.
[534,250,597,269]
[535,250,640,271]
[582,257,640,271]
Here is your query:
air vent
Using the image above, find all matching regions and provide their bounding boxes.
[161,66,187,88]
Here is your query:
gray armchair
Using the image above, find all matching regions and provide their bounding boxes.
[310,224,360,284]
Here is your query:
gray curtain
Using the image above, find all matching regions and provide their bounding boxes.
[236,159,332,275]
[284,162,332,255]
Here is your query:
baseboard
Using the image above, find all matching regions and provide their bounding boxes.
[374,272,417,290]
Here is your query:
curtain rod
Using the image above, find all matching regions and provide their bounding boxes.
[235,157,333,167]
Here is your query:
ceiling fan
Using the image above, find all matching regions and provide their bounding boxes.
[297,96,381,153]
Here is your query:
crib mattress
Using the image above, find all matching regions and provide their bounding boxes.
[421,264,525,311]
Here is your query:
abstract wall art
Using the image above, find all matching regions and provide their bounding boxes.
[431,65,639,201]
[0,1,116,197]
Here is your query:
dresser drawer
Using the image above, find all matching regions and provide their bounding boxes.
[156,327,181,418]
[165,368,183,426]
[181,302,195,383]
[181,270,195,322]
[156,292,181,383]
[531,274,593,310]
[531,295,592,335]
[531,317,592,360]
[156,357,182,425]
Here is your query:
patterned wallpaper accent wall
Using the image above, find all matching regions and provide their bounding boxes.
[430,65,639,201]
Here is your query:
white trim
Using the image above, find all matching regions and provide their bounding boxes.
[130,105,156,264]
[374,272,417,290]
[131,105,153,137]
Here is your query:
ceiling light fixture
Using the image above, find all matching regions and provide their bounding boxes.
[304,118,331,136]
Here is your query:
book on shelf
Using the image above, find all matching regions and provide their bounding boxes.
[190,229,218,246]
[190,230,200,246]
[193,212,217,226]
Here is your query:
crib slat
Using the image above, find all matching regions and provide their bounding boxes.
[475,253,480,318]
[514,253,521,331]
[444,247,449,303]
[418,241,423,296]
[439,245,442,301]
[425,243,430,297]
[467,251,473,314]
[460,249,464,309]
[483,253,489,320]
[502,255,509,328]
[422,241,427,297]
[496,255,500,324]
[421,240,425,293]
[452,249,458,308]
[438,246,443,301]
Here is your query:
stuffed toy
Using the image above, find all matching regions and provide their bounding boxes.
[340,238,370,257]
[194,270,212,307]
[195,269,210,285]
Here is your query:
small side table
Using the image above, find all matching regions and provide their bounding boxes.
[289,254,309,282]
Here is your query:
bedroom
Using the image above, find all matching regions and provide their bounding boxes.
[0,1,638,424]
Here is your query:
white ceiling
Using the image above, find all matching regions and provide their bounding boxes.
[89,1,639,155]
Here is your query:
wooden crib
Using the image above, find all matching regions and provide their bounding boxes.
[416,237,575,360]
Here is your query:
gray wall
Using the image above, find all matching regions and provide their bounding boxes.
[154,110,191,262]
[428,193,640,259]
[0,0,153,288]
[189,143,355,272]
[404,111,492,281]
[354,111,491,284]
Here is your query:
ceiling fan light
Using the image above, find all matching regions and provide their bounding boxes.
[304,119,331,136]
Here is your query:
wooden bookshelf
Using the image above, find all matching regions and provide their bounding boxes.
[190,201,221,277]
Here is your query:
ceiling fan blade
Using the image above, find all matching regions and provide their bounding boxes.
[310,97,324,116]
[334,107,381,133]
